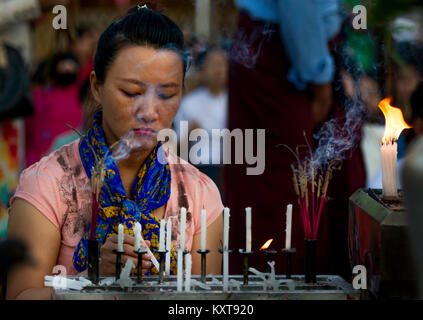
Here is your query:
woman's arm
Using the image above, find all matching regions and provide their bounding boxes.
[191,214,223,275]
[6,198,61,300]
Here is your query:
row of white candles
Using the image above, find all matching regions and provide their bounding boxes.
[117,204,294,279]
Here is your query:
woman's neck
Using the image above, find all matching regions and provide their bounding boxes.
[116,149,150,197]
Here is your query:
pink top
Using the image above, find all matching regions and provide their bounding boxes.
[10,139,223,275]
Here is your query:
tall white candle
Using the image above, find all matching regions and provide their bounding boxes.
[285,204,292,249]
[223,207,230,250]
[118,223,124,252]
[180,207,187,251]
[177,250,183,292]
[134,222,141,252]
[245,207,251,252]
[184,253,192,292]
[159,219,165,251]
[165,218,172,275]
[381,142,398,198]
[201,209,207,251]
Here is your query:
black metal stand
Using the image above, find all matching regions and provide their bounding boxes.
[239,249,254,285]
[134,248,148,283]
[305,239,317,284]
[157,250,167,284]
[88,240,99,284]
[196,249,210,283]
[263,249,277,273]
[282,248,296,279]
[113,249,125,280]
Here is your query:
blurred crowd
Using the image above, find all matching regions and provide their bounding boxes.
[0,0,423,281]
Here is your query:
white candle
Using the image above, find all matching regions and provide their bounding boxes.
[223,251,228,292]
[165,218,172,275]
[159,219,165,251]
[180,207,187,251]
[184,253,192,292]
[118,223,124,252]
[223,207,230,292]
[285,204,292,249]
[201,209,207,251]
[245,207,251,252]
[381,141,398,198]
[223,207,230,250]
[134,222,141,252]
[177,250,183,292]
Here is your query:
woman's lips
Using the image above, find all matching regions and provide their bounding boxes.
[133,127,157,136]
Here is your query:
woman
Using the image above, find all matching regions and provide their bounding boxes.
[6,6,223,300]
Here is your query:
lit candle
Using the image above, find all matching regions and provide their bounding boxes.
[159,219,165,251]
[378,98,411,198]
[180,207,187,251]
[118,223,124,252]
[201,209,207,251]
[165,218,172,275]
[285,204,292,249]
[134,222,141,252]
[177,249,183,292]
[381,141,398,198]
[184,253,192,292]
[245,207,251,252]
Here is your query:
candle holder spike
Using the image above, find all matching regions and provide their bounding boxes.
[157,250,168,284]
[239,249,254,285]
[113,249,125,280]
[196,249,210,283]
[134,248,148,283]
[282,248,296,279]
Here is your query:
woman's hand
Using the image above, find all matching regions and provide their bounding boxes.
[99,234,153,275]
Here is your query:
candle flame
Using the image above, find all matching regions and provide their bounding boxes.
[378,98,412,144]
[260,239,273,250]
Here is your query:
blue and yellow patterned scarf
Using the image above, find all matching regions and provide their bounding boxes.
[73,111,177,275]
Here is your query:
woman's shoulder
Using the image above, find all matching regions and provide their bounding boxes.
[21,138,83,179]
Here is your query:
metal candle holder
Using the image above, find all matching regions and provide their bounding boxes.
[157,250,167,284]
[113,249,125,280]
[239,249,254,285]
[133,248,148,283]
[88,239,99,284]
[263,249,277,273]
[282,248,296,279]
[196,249,210,283]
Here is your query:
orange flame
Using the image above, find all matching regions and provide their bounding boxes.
[378,98,412,144]
[260,239,273,250]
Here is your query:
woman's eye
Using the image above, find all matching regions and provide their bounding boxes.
[122,90,140,97]
[158,93,175,100]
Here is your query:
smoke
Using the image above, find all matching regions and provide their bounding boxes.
[230,23,274,69]
[312,98,366,170]
[109,130,143,162]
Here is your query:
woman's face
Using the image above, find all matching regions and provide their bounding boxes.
[91,45,183,153]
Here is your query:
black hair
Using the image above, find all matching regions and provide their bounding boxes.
[94,6,187,84]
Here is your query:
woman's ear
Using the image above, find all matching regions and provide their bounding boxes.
[90,71,102,104]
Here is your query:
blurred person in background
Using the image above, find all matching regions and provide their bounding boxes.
[0,0,68,240]
[225,0,356,277]
[25,52,83,167]
[174,47,228,191]
[71,24,100,86]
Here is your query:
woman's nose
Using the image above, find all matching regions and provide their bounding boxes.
[134,90,159,123]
